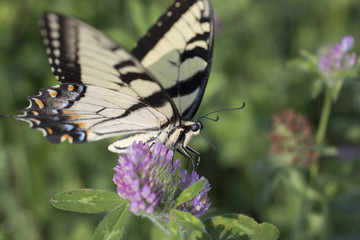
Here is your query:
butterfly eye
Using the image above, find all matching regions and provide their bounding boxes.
[191,123,200,132]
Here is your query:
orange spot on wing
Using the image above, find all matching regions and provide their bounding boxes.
[34,98,44,109]
[68,115,81,119]
[60,134,73,143]
[31,111,39,116]
[62,110,82,119]
[62,110,78,114]
[31,118,41,125]
[84,130,94,141]
[46,127,53,134]
[67,85,74,91]
[47,89,58,98]
[74,122,86,129]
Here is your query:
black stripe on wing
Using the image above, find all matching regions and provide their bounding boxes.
[132,0,198,61]
[131,0,214,120]
[40,13,82,83]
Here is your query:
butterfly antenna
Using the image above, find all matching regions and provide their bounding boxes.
[201,115,219,122]
[199,132,217,173]
[198,102,245,121]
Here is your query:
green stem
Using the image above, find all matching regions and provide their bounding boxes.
[315,87,333,146]
[311,86,333,185]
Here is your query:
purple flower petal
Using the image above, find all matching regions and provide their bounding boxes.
[113,141,181,215]
[341,36,354,52]
[319,36,357,72]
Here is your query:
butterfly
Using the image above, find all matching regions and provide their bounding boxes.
[13,0,214,159]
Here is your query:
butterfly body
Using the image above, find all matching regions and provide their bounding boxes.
[108,120,201,154]
[15,0,214,155]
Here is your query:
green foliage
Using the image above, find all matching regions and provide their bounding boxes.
[50,189,130,239]
[48,187,278,240]
[203,214,280,240]
[92,204,129,240]
[172,212,279,240]
[50,189,127,213]
[169,213,182,240]
[175,179,207,207]
[171,209,206,233]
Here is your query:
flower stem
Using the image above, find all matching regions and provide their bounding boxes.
[311,86,333,185]
[315,87,333,146]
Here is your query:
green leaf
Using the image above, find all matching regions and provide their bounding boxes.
[310,78,324,99]
[50,189,127,213]
[299,49,318,65]
[203,214,280,240]
[93,203,130,240]
[175,179,206,207]
[169,212,182,240]
[171,209,206,233]
[287,58,315,73]
[186,231,212,240]
[288,49,318,73]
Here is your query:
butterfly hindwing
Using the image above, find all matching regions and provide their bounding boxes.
[18,83,172,145]
[19,83,87,143]
[132,0,214,120]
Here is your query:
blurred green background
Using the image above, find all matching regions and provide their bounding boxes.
[1,0,360,239]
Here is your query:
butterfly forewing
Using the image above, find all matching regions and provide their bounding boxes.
[39,12,178,122]
[132,0,214,120]
[17,12,180,146]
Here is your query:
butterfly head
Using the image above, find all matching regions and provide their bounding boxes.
[182,120,202,134]
[190,122,202,133]
[176,121,202,148]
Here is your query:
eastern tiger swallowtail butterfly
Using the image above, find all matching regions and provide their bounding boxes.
[12,0,214,159]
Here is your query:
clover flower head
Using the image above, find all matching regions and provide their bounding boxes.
[113,141,180,215]
[177,169,211,217]
[269,108,321,167]
[319,36,357,72]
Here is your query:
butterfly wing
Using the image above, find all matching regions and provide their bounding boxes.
[17,12,180,149]
[131,0,214,120]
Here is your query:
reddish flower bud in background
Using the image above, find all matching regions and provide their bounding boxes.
[269,108,321,168]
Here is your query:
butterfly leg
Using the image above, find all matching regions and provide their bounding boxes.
[175,148,190,169]
[177,145,199,170]
[185,146,200,170]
